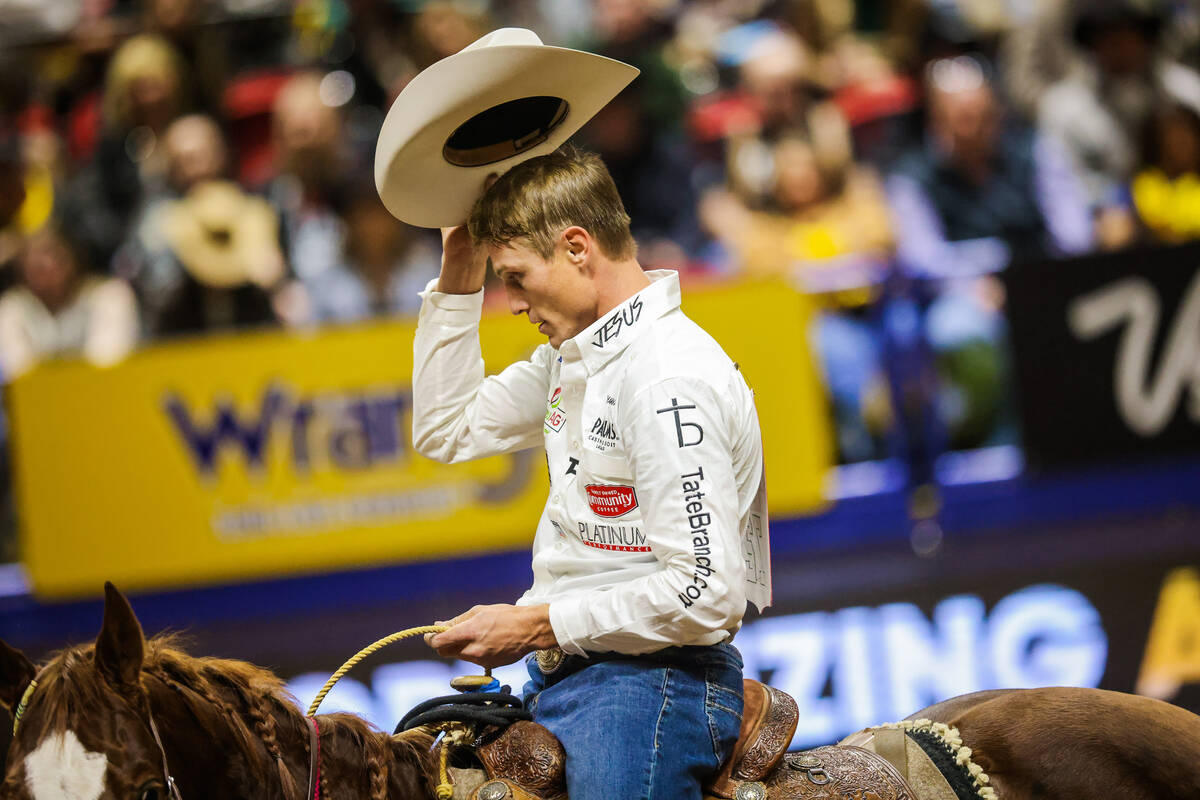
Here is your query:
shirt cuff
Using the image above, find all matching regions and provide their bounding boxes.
[548,598,589,657]
[418,278,485,324]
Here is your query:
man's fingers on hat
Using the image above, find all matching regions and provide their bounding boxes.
[484,172,499,190]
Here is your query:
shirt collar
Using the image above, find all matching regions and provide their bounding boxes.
[559,269,681,374]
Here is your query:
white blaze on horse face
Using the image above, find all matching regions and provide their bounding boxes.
[23,730,107,800]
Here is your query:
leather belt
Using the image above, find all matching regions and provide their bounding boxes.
[536,642,737,677]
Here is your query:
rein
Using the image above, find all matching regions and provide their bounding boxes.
[304,625,448,800]
[146,703,184,800]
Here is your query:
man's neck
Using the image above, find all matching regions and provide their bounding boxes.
[593,258,651,318]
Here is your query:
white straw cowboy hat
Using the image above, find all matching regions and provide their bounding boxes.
[164,180,285,288]
[374,27,639,228]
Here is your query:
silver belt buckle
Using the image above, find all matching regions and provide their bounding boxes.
[535,648,565,675]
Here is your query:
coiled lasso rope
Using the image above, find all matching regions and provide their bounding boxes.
[306,625,448,718]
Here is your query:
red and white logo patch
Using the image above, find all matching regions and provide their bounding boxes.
[585,484,638,518]
[545,387,566,432]
[545,408,566,432]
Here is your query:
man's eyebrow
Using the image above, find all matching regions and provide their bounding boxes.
[492,259,519,280]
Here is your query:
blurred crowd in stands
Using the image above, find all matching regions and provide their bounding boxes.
[2,0,1200,559]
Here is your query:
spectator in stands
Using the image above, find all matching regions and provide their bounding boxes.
[887,54,1093,449]
[1130,102,1200,242]
[827,36,922,169]
[0,222,138,378]
[265,72,351,287]
[118,113,229,334]
[140,0,230,118]
[305,182,439,323]
[155,179,284,335]
[61,34,190,271]
[717,28,856,216]
[1038,0,1200,209]
[888,54,1093,276]
[410,2,490,70]
[723,129,893,277]
[740,27,817,142]
[713,126,895,461]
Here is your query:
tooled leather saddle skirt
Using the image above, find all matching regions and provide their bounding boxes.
[436,680,990,800]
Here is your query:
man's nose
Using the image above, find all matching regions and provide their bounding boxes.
[507,291,529,315]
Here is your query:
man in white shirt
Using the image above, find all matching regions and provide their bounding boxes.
[418,146,769,799]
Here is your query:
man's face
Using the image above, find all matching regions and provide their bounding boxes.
[488,237,598,348]
[930,84,999,164]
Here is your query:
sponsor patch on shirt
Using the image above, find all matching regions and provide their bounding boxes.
[586,417,619,450]
[585,483,638,518]
[577,521,649,551]
[545,387,565,432]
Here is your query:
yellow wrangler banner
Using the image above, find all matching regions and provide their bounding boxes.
[10,278,831,598]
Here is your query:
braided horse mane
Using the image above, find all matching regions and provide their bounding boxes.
[17,631,438,800]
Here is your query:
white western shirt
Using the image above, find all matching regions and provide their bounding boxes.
[413,270,770,656]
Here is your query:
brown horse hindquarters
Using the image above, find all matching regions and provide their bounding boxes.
[923,687,1200,800]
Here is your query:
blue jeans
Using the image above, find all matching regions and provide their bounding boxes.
[522,643,744,800]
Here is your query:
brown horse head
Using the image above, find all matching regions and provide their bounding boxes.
[1,583,438,800]
[1,583,180,800]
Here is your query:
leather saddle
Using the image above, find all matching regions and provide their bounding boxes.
[447,680,923,800]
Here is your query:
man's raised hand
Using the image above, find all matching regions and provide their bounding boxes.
[435,173,499,295]
[436,224,488,294]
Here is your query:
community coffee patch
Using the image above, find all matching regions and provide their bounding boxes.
[585,484,638,518]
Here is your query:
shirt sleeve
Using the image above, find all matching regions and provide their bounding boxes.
[548,375,748,655]
[412,281,550,463]
[1033,134,1094,256]
[885,173,1011,278]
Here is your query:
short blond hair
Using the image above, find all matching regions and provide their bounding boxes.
[468,146,635,260]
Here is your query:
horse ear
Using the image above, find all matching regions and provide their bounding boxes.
[0,638,36,714]
[94,582,145,688]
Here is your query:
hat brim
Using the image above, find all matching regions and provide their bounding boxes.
[165,193,283,289]
[375,44,639,228]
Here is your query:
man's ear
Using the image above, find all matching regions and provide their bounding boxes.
[561,226,591,268]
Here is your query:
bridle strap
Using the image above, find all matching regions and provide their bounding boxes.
[15,665,179,799]
[306,717,322,800]
[146,704,183,800]
[12,678,39,735]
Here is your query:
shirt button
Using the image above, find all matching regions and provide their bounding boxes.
[553,494,561,503]
[571,440,579,450]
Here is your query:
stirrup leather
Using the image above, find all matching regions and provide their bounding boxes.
[706,679,800,799]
